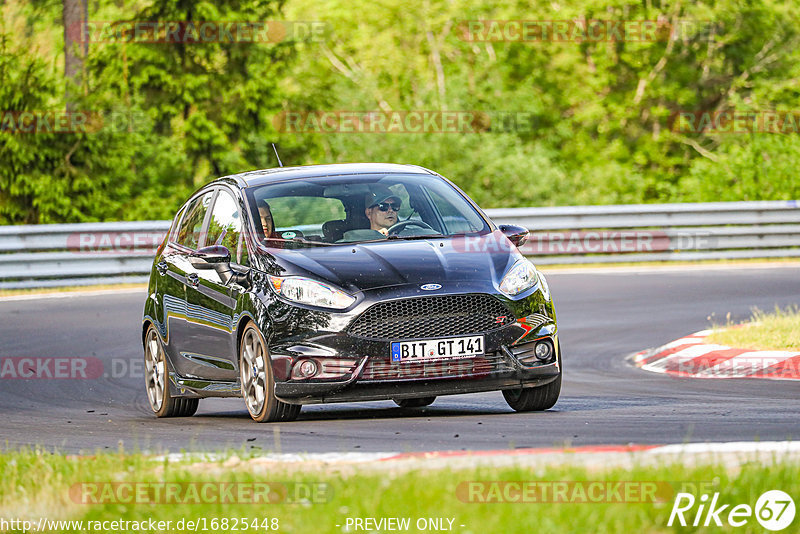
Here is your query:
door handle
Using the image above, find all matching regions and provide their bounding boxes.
[187,273,199,287]
[156,260,168,276]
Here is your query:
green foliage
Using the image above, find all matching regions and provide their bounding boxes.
[1,0,799,223]
[280,0,800,207]
[0,34,143,223]
[681,135,800,201]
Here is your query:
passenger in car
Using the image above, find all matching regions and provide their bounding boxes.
[258,201,275,239]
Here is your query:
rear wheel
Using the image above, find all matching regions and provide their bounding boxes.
[144,324,199,417]
[503,343,562,412]
[240,323,301,423]
[393,397,436,408]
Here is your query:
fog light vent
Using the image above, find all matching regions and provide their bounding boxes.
[535,341,553,361]
[293,359,319,379]
[290,358,358,380]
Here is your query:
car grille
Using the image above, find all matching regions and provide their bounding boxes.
[347,294,514,341]
[359,353,513,382]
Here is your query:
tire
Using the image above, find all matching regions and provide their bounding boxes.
[393,397,436,408]
[240,323,301,423]
[503,342,562,412]
[144,324,199,418]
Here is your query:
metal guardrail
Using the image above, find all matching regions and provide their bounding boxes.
[491,200,800,264]
[0,221,168,289]
[0,201,798,289]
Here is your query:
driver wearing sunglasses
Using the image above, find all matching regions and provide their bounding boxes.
[365,186,402,236]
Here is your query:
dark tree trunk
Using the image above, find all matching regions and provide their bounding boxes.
[62,0,88,110]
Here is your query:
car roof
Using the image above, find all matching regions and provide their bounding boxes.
[218,163,436,188]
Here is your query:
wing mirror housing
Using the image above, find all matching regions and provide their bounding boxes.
[190,245,231,265]
[498,224,530,247]
[190,245,233,283]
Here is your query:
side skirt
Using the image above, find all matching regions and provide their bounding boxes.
[167,372,241,398]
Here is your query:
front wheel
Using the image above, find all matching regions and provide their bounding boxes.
[144,324,199,417]
[503,344,562,412]
[240,323,301,423]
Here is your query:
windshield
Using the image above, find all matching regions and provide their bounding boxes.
[244,173,490,246]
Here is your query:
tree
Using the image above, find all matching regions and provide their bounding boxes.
[62,0,88,109]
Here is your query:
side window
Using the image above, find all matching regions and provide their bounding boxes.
[176,191,214,249]
[167,206,185,243]
[206,190,248,265]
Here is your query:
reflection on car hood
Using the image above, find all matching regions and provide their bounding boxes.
[270,231,521,293]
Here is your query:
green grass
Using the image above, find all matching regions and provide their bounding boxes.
[707,306,800,351]
[1,449,798,533]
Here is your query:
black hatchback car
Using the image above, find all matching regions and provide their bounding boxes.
[142,163,561,422]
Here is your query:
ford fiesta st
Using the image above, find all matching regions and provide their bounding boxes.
[142,163,561,422]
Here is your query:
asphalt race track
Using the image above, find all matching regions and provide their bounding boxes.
[1,265,798,454]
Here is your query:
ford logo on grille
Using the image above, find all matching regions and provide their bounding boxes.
[420,283,442,291]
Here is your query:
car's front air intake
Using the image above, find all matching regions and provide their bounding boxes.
[347,294,514,341]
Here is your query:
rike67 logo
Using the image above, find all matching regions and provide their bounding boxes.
[669,490,795,531]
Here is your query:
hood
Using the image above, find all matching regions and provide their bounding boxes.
[267,231,522,293]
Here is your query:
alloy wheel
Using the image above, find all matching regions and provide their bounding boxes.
[144,328,166,412]
[241,327,267,417]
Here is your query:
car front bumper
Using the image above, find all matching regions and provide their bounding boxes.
[260,281,561,404]
[272,326,561,404]
[274,358,560,404]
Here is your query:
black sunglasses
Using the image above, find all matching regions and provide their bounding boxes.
[374,201,401,212]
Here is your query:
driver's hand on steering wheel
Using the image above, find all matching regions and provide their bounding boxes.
[378,227,389,236]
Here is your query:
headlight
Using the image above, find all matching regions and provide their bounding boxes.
[499,260,539,296]
[268,276,355,309]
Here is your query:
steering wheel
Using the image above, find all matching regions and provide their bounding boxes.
[388,220,435,235]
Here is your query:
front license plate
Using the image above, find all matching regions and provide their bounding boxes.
[391,335,484,362]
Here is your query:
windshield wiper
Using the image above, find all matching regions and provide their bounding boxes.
[447,230,486,237]
[385,231,489,242]
[264,237,333,246]
[385,233,443,241]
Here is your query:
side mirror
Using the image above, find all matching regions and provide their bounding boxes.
[498,224,529,247]
[190,245,231,266]
[190,245,233,283]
